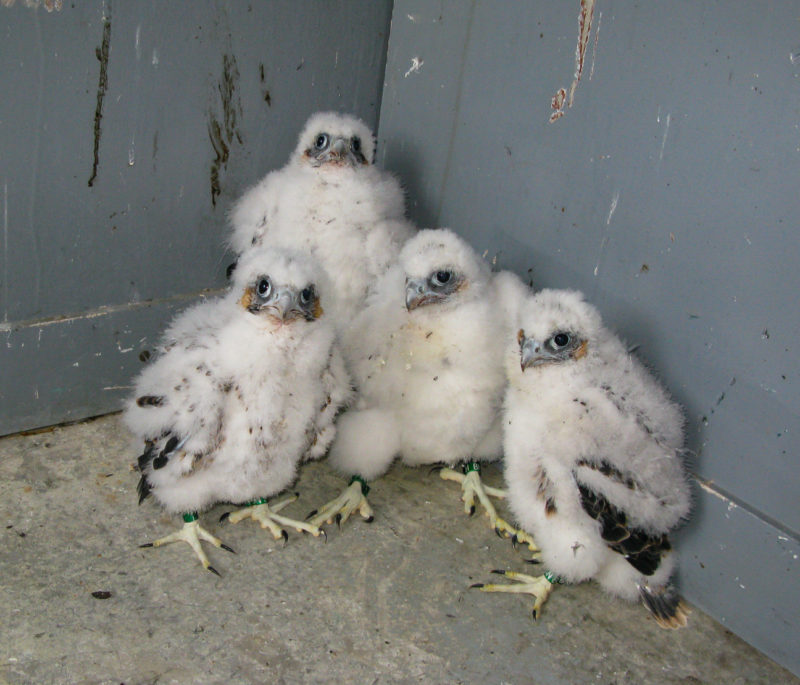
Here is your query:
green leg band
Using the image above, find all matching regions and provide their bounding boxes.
[544,571,565,584]
[349,475,370,497]
[244,497,269,507]
[182,512,199,523]
[462,460,481,474]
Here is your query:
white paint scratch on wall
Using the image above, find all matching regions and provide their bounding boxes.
[135,24,141,61]
[152,49,159,67]
[589,11,601,80]
[659,112,671,161]
[606,190,620,225]
[3,181,8,323]
[593,235,608,277]
[550,0,596,122]
[116,340,134,354]
[404,56,424,78]
[695,478,738,509]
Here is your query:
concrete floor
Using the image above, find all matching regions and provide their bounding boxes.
[0,414,796,685]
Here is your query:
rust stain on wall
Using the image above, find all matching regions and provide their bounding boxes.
[88,2,111,187]
[549,0,596,123]
[208,53,244,207]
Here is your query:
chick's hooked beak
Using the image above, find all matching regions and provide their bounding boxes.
[313,136,366,168]
[405,277,431,311]
[519,333,544,371]
[518,331,560,371]
[250,286,318,323]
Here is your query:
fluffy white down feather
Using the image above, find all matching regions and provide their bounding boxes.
[124,247,353,514]
[327,228,526,481]
[229,111,415,324]
[503,288,690,602]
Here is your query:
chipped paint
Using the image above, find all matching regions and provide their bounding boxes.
[0,288,225,334]
[549,88,567,122]
[1,0,63,9]
[659,112,671,161]
[88,1,112,188]
[404,56,424,78]
[606,190,619,225]
[695,478,734,504]
[589,10,601,80]
[115,340,134,354]
[549,0,596,123]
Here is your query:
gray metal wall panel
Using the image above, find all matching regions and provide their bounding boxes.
[379,0,800,674]
[0,0,393,434]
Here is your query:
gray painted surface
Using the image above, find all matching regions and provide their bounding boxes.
[378,0,800,675]
[0,0,393,434]
[2,0,799,675]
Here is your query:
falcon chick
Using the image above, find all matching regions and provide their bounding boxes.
[125,247,352,574]
[309,229,524,535]
[478,288,691,627]
[229,111,415,324]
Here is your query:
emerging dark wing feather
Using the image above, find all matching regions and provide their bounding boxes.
[576,482,671,576]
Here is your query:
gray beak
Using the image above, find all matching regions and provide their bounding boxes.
[520,336,552,371]
[265,287,302,321]
[405,277,430,311]
[330,138,347,157]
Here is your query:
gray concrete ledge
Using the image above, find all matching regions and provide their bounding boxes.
[1,414,796,684]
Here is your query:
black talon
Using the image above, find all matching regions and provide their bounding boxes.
[208,566,221,577]
[219,511,231,522]
[221,543,236,554]
[494,527,505,539]
[511,533,519,548]
[469,582,485,589]
[364,515,375,523]
[429,464,445,475]
[490,569,507,576]
[319,529,327,543]
[468,505,476,517]
[335,512,342,528]
[139,542,154,548]
[305,509,318,520]
[524,557,542,565]
[280,530,289,545]
[531,609,539,621]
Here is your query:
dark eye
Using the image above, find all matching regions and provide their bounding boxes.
[351,136,361,152]
[300,286,314,305]
[256,277,271,298]
[314,133,329,150]
[552,333,570,348]
[433,270,452,286]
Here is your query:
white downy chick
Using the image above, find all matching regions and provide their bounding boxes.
[481,288,691,627]
[124,246,352,574]
[228,111,415,325]
[308,228,526,533]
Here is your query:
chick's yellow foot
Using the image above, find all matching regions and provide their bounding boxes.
[471,570,554,620]
[439,466,538,550]
[306,478,374,529]
[222,494,324,541]
[140,517,234,576]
